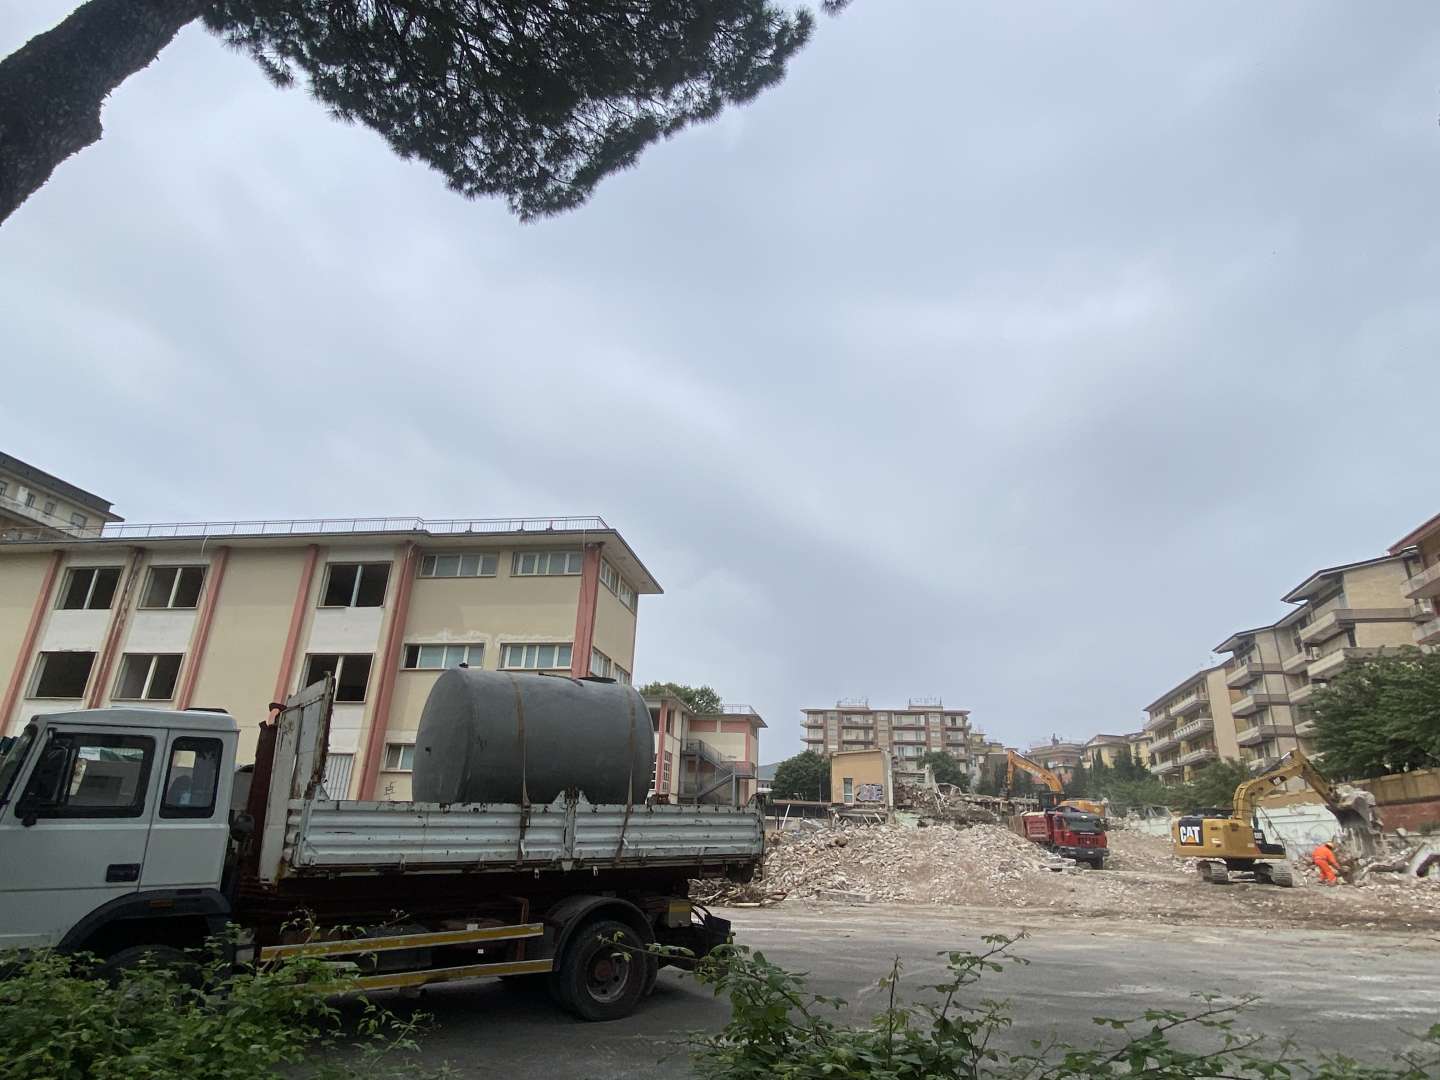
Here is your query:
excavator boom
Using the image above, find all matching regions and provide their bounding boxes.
[1006,749,1064,793]
[1234,749,1381,858]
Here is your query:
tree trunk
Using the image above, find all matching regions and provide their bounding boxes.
[0,0,206,228]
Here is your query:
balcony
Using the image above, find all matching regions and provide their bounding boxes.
[1226,661,1283,689]
[1179,746,1218,767]
[1152,758,1181,775]
[1173,716,1213,741]
[1281,651,1311,675]
[1403,560,1440,601]
[1307,647,1384,681]
[1236,724,1292,748]
[1295,717,1318,736]
[802,716,824,728]
[1288,682,1318,706]
[1248,754,1281,773]
[1149,731,1180,754]
[1143,709,1172,732]
[1299,608,1414,645]
[1417,616,1440,646]
[1169,689,1208,718]
[1231,691,1288,718]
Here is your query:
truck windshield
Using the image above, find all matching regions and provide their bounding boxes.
[1061,813,1102,833]
[0,724,37,806]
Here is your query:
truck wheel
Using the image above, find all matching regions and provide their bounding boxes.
[97,945,197,987]
[554,919,647,1022]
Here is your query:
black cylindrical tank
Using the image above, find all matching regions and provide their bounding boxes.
[411,667,653,805]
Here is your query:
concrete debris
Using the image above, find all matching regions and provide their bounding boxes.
[694,821,1440,931]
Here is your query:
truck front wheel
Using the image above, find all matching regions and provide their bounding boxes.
[554,919,647,1022]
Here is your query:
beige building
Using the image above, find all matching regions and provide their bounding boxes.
[1082,733,1131,768]
[1126,730,1151,767]
[0,515,657,800]
[829,749,893,808]
[1213,619,1304,770]
[0,452,122,539]
[646,692,764,805]
[1143,666,1240,783]
[1027,736,1084,782]
[800,698,971,782]
[1391,512,1440,647]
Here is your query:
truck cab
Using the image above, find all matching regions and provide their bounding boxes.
[0,707,239,953]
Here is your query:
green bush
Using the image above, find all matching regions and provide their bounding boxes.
[0,944,446,1080]
[688,935,1440,1079]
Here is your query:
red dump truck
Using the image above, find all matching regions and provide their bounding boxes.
[0,672,763,1020]
[1011,802,1108,868]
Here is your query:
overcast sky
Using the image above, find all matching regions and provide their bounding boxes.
[3,3,1438,761]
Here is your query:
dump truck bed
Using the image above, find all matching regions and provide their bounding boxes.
[264,793,763,880]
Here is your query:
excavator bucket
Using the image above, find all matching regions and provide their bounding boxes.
[1331,788,1383,860]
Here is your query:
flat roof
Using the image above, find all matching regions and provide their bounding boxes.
[0,450,117,517]
[1390,510,1440,554]
[1280,550,1413,604]
[0,515,662,593]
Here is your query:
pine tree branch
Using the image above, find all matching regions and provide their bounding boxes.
[0,0,209,228]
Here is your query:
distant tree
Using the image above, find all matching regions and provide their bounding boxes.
[974,758,1006,796]
[772,751,829,801]
[1310,648,1440,779]
[918,751,968,790]
[0,0,849,228]
[1181,759,1252,813]
[638,681,723,715]
[1111,745,1150,782]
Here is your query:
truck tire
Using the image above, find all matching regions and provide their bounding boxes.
[553,918,647,1022]
[97,944,196,987]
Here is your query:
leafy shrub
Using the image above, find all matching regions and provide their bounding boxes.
[688,934,1440,1079]
[0,944,446,1080]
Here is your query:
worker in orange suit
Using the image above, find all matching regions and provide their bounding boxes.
[1312,840,1340,885]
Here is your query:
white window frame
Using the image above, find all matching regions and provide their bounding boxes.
[113,653,183,702]
[302,653,374,703]
[58,566,121,611]
[589,647,613,678]
[383,742,416,771]
[510,550,583,577]
[613,662,631,685]
[141,565,206,610]
[42,499,56,517]
[320,562,390,608]
[402,643,483,670]
[599,559,636,610]
[418,553,499,579]
[500,642,574,671]
[69,512,87,529]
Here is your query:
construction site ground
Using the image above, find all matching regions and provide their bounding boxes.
[699,823,1440,931]
[389,905,1440,1080]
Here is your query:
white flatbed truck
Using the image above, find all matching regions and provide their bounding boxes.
[0,679,763,1019]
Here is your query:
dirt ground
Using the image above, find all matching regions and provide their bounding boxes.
[698,822,1440,931]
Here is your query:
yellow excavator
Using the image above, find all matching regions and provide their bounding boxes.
[1005,750,1107,819]
[1172,749,1382,887]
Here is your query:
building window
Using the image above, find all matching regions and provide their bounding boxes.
[418,553,498,578]
[159,737,222,818]
[590,647,613,678]
[383,742,415,771]
[613,663,631,685]
[30,651,96,699]
[598,560,638,610]
[303,653,374,702]
[69,512,87,529]
[500,643,573,670]
[511,550,582,577]
[42,499,56,516]
[24,492,36,508]
[321,563,390,607]
[0,481,6,498]
[842,777,854,803]
[141,565,206,609]
[402,643,482,670]
[58,566,121,610]
[114,653,183,701]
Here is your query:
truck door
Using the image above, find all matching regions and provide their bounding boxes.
[0,724,161,949]
[140,731,235,891]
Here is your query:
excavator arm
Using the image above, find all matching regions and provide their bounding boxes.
[1233,749,1381,858]
[1007,750,1064,793]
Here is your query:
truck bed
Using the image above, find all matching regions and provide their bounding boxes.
[268,793,764,880]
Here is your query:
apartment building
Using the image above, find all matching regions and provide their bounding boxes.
[1391,512,1440,648]
[1213,619,1305,771]
[1025,736,1084,782]
[800,698,972,779]
[0,452,122,539]
[646,692,764,805]
[1082,733,1132,768]
[1143,666,1240,783]
[0,515,657,800]
[1126,731,1150,767]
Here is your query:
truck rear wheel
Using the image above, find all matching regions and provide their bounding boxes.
[554,919,647,1022]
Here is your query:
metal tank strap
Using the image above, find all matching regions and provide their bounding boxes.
[508,673,531,864]
[613,690,638,860]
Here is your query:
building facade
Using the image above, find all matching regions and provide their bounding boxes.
[1143,666,1240,783]
[0,516,657,800]
[1392,512,1440,647]
[0,452,122,540]
[829,749,893,808]
[1082,733,1131,768]
[646,693,764,805]
[1026,737,1084,783]
[800,698,972,782]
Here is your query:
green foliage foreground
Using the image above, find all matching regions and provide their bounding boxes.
[688,935,1440,1080]
[0,947,444,1080]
